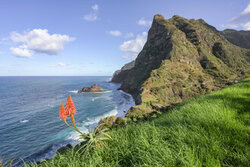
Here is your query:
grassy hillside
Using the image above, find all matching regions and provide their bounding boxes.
[28,78,250,167]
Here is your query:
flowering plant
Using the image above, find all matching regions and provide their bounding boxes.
[59,96,86,137]
[59,96,111,151]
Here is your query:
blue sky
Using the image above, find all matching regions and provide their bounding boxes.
[0,0,249,76]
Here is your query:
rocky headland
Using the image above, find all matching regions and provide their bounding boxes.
[112,14,250,119]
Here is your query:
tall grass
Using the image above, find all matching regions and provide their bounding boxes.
[29,78,250,167]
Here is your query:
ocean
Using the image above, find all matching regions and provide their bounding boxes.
[0,76,135,166]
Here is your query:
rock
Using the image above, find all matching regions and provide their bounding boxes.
[112,14,250,119]
[78,84,104,93]
[111,60,135,83]
[56,144,73,154]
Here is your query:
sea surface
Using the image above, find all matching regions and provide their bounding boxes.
[0,76,135,166]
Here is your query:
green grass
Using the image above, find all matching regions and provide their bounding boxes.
[29,78,250,167]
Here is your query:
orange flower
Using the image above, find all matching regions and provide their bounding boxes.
[65,95,77,116]
[65,96,77,128]
[59,96,86,136]
[59,103,67,120]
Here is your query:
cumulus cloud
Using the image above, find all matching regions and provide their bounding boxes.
[10,46,32,58]
[242,3,250,15]
[84,4,99,21]
[120,32,147,53]
[137,18,152,27]
[120,32,147,59]
[10,29,74,58]
[107,30,122,36]
[226,3,250,30]
[243,22,250,30]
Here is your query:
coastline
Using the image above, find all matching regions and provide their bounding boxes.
[13,82,135,167]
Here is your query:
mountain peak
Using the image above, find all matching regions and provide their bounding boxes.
[153,14,165,21]
[112,14,250,118]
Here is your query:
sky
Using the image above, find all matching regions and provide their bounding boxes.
[0,0,249,76]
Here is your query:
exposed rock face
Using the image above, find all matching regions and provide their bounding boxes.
[78,84,104,93]
[220,29,250,49]
[112,60,135,83]
[112,14,250,118]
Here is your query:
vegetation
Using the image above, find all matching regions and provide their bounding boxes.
[27,78,249,167]
[114,14,249,118]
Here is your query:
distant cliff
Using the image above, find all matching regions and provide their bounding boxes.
[112,61,135,83]
[220,29,250,49]
[112,14,250,118]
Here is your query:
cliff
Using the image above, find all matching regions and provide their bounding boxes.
[111,60,135,83]
[113,14,250,118]
[220,29,250,49]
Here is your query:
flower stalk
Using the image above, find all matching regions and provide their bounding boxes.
[59,96,87,137]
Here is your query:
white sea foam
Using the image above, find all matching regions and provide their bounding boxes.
[92,90,112,94]
[20,120,29,123]
[67,108,118,140]
[69,90,111,94]
[106,77,112,82]
[91,96,110,102]
[69,90,78,94]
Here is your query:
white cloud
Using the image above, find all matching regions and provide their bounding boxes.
[84,4,99,21]
[122,54,137,59]
[107,30,122,36]
[120,32,147,59]
[125,33,134,38]
[10,46,32,58]
[137,18,152,27]
[242,3,250,15]
[226,3,250,30]
[243,22,250,30]
[10,29,74,58]
[120,32,147,53]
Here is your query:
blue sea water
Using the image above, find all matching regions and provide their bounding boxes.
[0,76,135,166]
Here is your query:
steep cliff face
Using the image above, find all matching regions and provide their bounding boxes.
[220,29,250,49]
[113,14,250,118]
[111,60,135,83]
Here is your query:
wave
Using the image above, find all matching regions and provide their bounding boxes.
[68,90,78,94]
[69,90,112,94]
[105,77,112,82]
[91,90,112,94]
[66,108,118,141]
[20,120,29,123]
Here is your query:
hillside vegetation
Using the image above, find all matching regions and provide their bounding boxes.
[29,78,250,167]
[113,15,249,119]
[220,29,250,49]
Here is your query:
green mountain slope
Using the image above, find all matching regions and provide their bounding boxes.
[113,14,250,118]
[220,29,250,49]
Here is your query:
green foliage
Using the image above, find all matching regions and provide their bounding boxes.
[76,127,112,154]
[114,14,250,118]
[115,117,126,126]
[0,158,13,167]
[29,79,250,167]
[98,116,116,129]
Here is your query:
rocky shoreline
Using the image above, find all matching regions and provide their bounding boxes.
[77,84,104,93]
